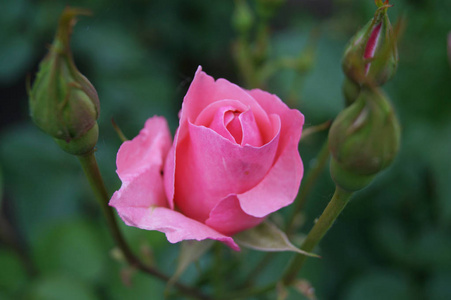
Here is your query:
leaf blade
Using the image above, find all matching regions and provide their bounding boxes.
[234,221,320,257]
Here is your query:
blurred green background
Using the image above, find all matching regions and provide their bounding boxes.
[1,0,451,299]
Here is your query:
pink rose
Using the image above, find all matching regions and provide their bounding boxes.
[110,67,304,250]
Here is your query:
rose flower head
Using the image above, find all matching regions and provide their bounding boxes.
[110,67,304,250]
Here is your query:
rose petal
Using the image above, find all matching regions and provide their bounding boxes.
[111,116,172,210]
[205,104,242,144]
[173,120,280,223]
[237,140,303,217]
[111,205,239,251]
[200,102,263,147]
[237,89,305,217]
[195,99,248,127]
[206,195,264,236]
[181,66,273,143]
[247,89,305,158]
[116,116,172,181]
[110,166,167,209]
[224,111,243,144]
[238,109,263,146]
[164,142,176,209]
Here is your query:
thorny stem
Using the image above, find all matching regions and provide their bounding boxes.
[77,150,211,300]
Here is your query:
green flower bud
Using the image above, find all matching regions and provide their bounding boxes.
[342,1,398,86]
[329,87,400,192]
[29,7,99,155]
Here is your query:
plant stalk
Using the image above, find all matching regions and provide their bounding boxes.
[283,186,353,285]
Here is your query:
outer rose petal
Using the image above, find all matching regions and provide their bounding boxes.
[237,89,305,217]
[110,117,239,250]
[111,117,172,208]
[206,196,264,236]
[237,138,303,217]
[173,120,280,223]
[111,206,239,251]
[246,89,305,158]
[116,117,172,181]
[110,167,167,211]
[163,142,176,209]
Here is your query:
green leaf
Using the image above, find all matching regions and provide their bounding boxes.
[234,221,319,257]
[166,240,214,291]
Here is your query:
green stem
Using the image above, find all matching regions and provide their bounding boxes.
[286,140,330,234]
[111,118,129,142]
[77,151,210,300]
[282,187,353,285]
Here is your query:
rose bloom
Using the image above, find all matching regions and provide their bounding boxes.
[110,67,304,250]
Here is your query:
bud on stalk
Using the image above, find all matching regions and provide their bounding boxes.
[29,7,100,155]
[342,0,398,86]
[329,87,400,192]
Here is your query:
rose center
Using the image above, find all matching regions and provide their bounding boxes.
[198,102,264,147]
[224,110,243,144]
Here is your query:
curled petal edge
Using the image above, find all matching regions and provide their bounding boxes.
[110,204,240,251]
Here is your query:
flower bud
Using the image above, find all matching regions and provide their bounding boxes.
[29,7,99,155]
[342,1,398,86]
[328,87,400,191]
